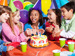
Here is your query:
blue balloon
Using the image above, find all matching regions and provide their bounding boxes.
[42,12,47,17]
[20,9,29,23]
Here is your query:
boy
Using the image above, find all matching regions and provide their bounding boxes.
[52,1,75,39]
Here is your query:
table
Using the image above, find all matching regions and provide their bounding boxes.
[2,41,69,56]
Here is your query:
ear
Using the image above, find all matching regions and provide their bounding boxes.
[69,9,73,13]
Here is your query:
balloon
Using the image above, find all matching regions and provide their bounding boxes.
[24,4,34,11]
[23,1,32,9]
[60,0,69,6]
[50,0,58,9]
[12,0,24,3]
[9,0,16,12]
[42,12,47,17]
[0,0,8,6]
[20,9,29,23]
[13,1,23,10]
[41,0,51,15]
[33,0,41,10]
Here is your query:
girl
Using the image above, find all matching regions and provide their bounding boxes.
[2,9,30,42]
[24,8,45,37]
[0,5,14,54]
[45,9,61,41]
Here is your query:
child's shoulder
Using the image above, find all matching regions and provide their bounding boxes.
[2,23,8,26]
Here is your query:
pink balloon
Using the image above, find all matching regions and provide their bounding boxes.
[13,1,23,10]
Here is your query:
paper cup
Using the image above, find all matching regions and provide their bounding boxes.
[59,38,66,47]
[20,42,27,52]
[68,42,74,52]
[52,49,60,56]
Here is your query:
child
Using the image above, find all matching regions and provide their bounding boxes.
[53,1,75,39]
[0,5,14,54]
[2,9,30,42]
[24,8,45,37]
[45,9,61,41]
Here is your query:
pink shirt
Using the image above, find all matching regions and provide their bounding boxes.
[2,23,26,42]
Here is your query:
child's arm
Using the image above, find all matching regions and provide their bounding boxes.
[2,23,26,42]
[56,18,75,39]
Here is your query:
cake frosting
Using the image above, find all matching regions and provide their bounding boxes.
[30,35,49,47]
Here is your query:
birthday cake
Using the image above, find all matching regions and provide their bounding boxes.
[30,35,49,47]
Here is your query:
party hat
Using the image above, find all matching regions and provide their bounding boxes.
[55,0,61,9]
[0,0,8,6]
[9,0,16,12]
[50,0,58,9]
[59,0,69,6]
[33,0,41,10]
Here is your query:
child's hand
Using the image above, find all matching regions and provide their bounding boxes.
[3,42,11,46]
[39,29,45,34]
[25,28,32,36]
[7,46,14,51]
[45,25,54,33]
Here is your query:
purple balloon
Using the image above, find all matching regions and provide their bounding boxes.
[20,9,29,23]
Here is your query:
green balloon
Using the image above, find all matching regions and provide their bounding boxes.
[24,4,34,11]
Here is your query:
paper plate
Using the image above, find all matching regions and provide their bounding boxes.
[7,42,20,47]
[60,51,72,56]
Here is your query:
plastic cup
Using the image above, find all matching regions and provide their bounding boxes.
[20,42,27,52]
[52,49,60,56]
[59,38,66,47]
[68,42,74,52]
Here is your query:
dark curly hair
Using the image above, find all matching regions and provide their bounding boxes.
[28,8,44,26]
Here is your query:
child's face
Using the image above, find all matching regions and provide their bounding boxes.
[30,10,40,24]
[61,7,73,20]
[13,11,21,24]
[48,9,57,23]
[0,12,9,23]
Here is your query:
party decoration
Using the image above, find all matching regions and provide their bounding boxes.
[13,1,23,10]
[59,0,69,6]
[0,0,8,6]
[12,0,24,3]
[55,0,61,9]
[42,12,47,17]
[20,9,29,23]
[33,0,41,10]
[50,0,58,9]
[24,4,34,11]
[41,0,51,15]
[9,0,16,12]
[19,0,24,3]
[23,1,32,9]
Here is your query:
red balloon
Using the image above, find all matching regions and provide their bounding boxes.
[13,1,23,10]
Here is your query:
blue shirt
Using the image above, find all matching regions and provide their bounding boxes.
[0,23,7,53]
[0,39,7,52]
[24,23,46,35]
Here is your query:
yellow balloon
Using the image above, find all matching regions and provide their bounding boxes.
[23,1,32,9]
[41,0,51,15]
